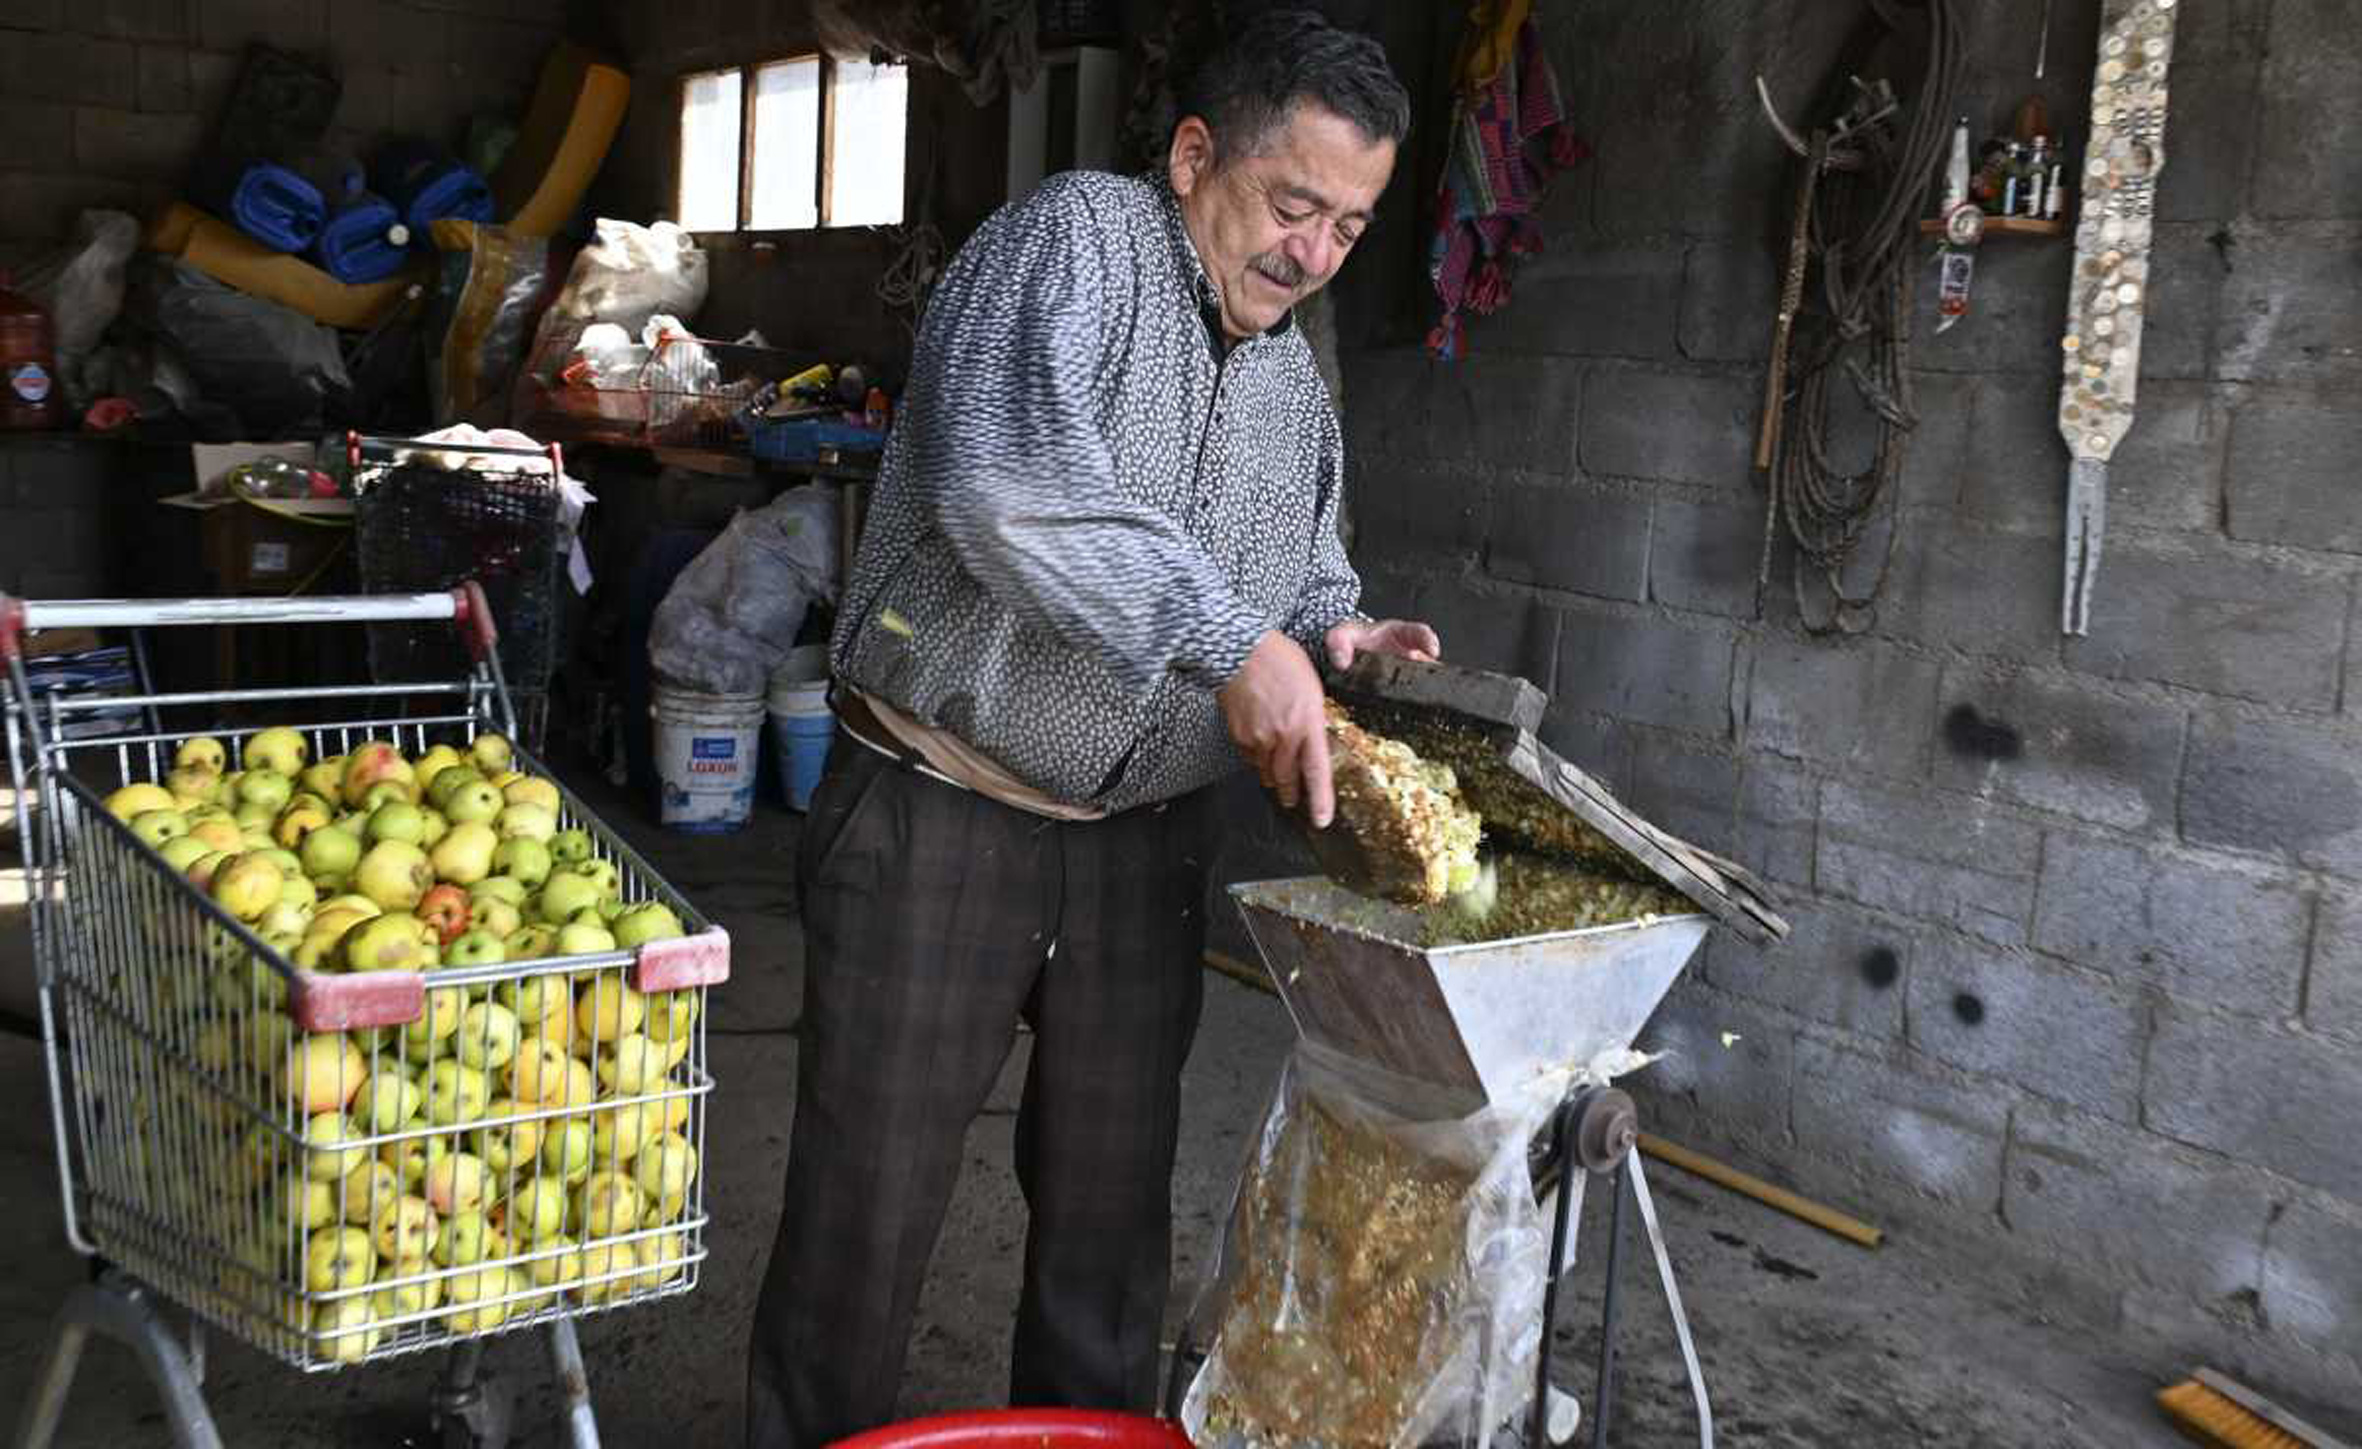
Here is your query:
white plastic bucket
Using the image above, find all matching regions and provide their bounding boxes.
[768,646,834,811]
[652,686,766,831]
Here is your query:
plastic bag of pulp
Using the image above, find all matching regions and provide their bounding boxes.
[1180,1039,1561,1449]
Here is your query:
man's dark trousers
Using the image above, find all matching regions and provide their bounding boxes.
[745,740,1213,1448]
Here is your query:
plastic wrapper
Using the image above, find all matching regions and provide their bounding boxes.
[1181,1039,1559,1449]
[542,218,707,339]
[426,219,552,425]
[649,487,840,696]
[17,210,140,411]
[124,257,349,436]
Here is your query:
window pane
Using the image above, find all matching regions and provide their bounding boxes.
[749,57,821,230]
[678,68,743,231]
[826,60,907,227]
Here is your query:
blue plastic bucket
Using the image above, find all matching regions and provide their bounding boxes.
[768,646,834,812]
[652,686,765,831]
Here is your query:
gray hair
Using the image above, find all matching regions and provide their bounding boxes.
[1175,9,1412,163]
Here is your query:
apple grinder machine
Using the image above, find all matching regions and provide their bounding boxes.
[1171,655,1789,1449]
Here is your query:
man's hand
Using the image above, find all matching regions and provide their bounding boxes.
[1219,630,1335,827]
[1325,618,1442,671]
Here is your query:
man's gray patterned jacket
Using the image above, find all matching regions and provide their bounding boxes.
[831,170,1364,812]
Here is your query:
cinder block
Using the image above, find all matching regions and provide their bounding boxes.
[1907,934,2146,1122]
[2262,1195,2362,1356]
[2003,1100,2271,1302]
[2138,223,2223,383]
[1341,349,1581,476]
[1555,606,1736,738]
[72,105,202,178]
[1952,372,2079,534]
[1633,974,1795,1142]
[2156,59,2259,224]
[1647,494,1764,619]
[2215,223,2362,386]
[0,169,160,242]
[2147,1004,2362,1200]
[2224,393,2362,555]
[1931,668,2184,833]
[1882,520,2063,667]
[2064,534,2347,709]
[1579,367,1756,489]
[2107,383,2225,535]
[1483,480,1649,600]
[1465,240,1682,360]
[1349,455,1488,564]
[10,438,112,496]
[1733,757,1815,888]
[2034,834,2309,1019]
[0,104,72,171]
[1396,573,1561,688]
[1621,727,1736,847]
[2253,0,2362,219]
[1708,896,1906,1039]
[2183,710,2362,877]
[79,0,185,39]
[1745,633,1938,782]
[0,0,65,30]
[1790,1031,2007,1209]
[1818,780,2040,946]
[1916,242,2074,378]
[327,0,452,74]
[199,0,325,52]
[1675,239,1775,366]
[135,43,189,113]
[1537,710,1626,791]
[0,30,137,106]
[2303,891,2362,1041]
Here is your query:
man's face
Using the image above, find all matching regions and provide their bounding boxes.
[1170,102,1396,341]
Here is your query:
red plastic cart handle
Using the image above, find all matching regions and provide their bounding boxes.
[830,1411,1193,1449]
[450,580,499,663]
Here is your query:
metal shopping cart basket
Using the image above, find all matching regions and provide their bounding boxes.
[5,587,730,1449]
[351,434,571,749]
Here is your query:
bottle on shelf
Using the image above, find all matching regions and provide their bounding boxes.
[2000,142,2028,216]
[2024,136,2052,218]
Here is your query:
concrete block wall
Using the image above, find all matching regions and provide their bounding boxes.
[0,0,570,259]
[1331,0,2362,1402]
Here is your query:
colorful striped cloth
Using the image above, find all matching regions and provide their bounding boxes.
[1426,18,1588,359]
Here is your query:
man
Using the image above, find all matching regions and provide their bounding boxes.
[745,13,1436,1445]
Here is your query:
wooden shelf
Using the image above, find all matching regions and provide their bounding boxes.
[1921,214,2069,238]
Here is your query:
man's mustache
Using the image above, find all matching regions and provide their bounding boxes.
[1251,253,1307,289]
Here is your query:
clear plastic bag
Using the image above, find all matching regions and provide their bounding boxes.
[17,210,141,410]
[1181,1039,1559,1449]
[648,486,841,696]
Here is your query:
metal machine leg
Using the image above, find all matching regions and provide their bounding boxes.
[14,1269,225,1449]
[434,1340,512,1449]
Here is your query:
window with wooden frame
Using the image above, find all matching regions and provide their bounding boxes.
[677,56,909,233]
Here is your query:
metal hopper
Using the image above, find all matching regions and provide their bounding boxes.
[1235,877,1711,1114]
[1233,655,1791,1109]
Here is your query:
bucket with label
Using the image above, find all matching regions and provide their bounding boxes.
[651,686,766,831]
[767,645,834,812]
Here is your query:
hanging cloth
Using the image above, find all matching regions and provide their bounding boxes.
[1426,17,1588,359]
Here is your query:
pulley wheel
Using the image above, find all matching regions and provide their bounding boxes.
[1573,1087,1638,1175]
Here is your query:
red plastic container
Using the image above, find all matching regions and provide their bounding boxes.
[831,1410,1193,1449]
[0,271,59,431]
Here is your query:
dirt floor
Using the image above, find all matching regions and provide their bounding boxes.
[2,763,2355,1447]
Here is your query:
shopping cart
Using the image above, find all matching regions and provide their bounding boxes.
[4,587,731,1449]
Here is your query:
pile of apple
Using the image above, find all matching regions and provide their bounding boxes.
[101,728,703,1362]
